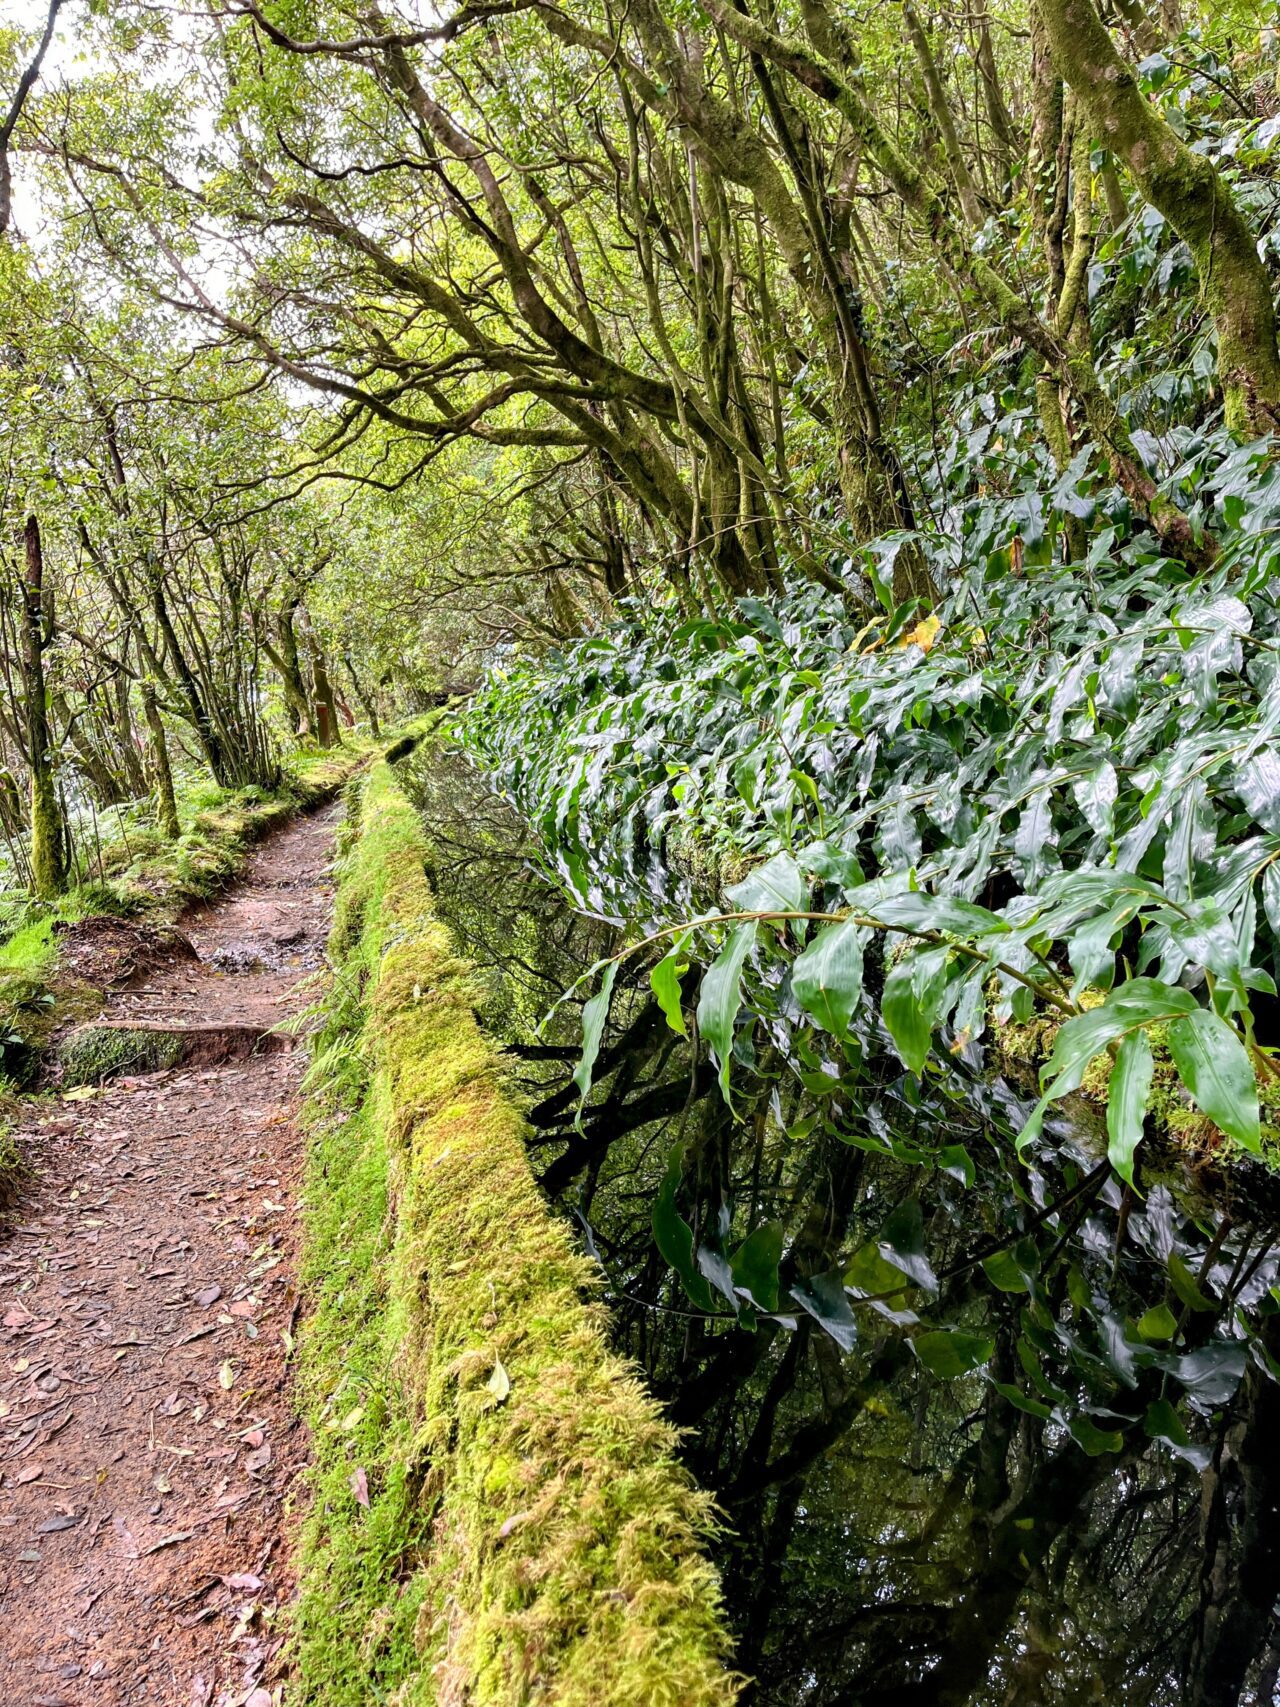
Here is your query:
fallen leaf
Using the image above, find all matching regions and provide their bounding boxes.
[194,1285,221,1308]
[245,1444,271,1474]
[486,1359,511,1404]
[224,1571,262,1592]
[218,1361,235,1391]
[37,1514,80,1533]
[142,1529,193,1556]
[349,1467,369,1508]
[16,1466,43,1484]
[229,1300,253,1318]
[338,1405,363,1432]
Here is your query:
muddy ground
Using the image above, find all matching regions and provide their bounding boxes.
[0,803,341,1707]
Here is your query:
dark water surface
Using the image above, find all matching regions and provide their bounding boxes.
[398,744,1280,1707]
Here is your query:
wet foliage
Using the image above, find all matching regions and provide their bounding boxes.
[400,743,1280,1707]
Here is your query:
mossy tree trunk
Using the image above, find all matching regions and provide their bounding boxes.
[1036,0,1280,435]
[271,591,313,737]
[22,513,68,899]
[140,680,179,840]
[299,608,340,748]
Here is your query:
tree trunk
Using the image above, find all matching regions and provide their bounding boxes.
[300,610,341,748]
[111,669,149,797]
[1037,0,1280,434]
[140,681,179,841]
[342,652,381,737]
[22,514,67,899]
[151,579,232,786]
[272,594,313,736]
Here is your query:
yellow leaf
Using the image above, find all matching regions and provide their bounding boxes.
[218,1361,235,1390]
[900,613,941,654]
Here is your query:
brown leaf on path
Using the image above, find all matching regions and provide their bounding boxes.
[36,1514,80,1533]
[224,1571,262,1592]
[194,1285,221,1308]
[349,1466,369,1508]
[142,1529,193,1555]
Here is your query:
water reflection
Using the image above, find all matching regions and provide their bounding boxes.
[399,743,1280,1707]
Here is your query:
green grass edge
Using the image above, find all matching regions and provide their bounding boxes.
[292,753,741,1707]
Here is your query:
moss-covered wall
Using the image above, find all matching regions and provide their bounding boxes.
[294,758,739,1706]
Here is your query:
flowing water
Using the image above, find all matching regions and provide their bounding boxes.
[398,743,1280,1707]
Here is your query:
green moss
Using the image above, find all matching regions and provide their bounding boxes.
[57,1026,185,1087]
[0,917,58,977]
[995,999,1280,1171]
[294,759,739,1707]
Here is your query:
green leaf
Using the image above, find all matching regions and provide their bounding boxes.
[1143,1398,1209,1469]
[1167,1250,1217,1312]
[1106,1028,1153,1186]
[844,1240,911,1298]
[789,1271,857,1350]
[796,839,863,889]
[791,920,863,1039]
[573,960,618,1121]
[914,1329,994,1378]
[992,1380,1053,1420]
[1136,1303,1178,1342]
[730,1222,784,1313]
[983,1248,1030,1293]
[1165,1008,1260,1152]
[1068,1415,1124,1456]
[652,1143,715,1312]
[882,947,949,1076]
[937,1143,975,1188]
[724,852,805,917]
[697,923,757,1104]
[876,1198,937,1292]
[1071,761,1118,838]
[1041,978,1196,1096]
[649,938,689,1037]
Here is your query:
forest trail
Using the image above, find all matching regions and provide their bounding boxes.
[0,802,342,1707]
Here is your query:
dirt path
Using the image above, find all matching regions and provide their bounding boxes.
[0,803,341,1707]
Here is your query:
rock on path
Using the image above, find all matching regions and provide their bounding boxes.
[0,802,341,1707]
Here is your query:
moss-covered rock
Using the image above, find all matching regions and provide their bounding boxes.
[294,759,739,1707]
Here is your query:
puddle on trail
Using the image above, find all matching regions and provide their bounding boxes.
[399,745,1280,1707]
